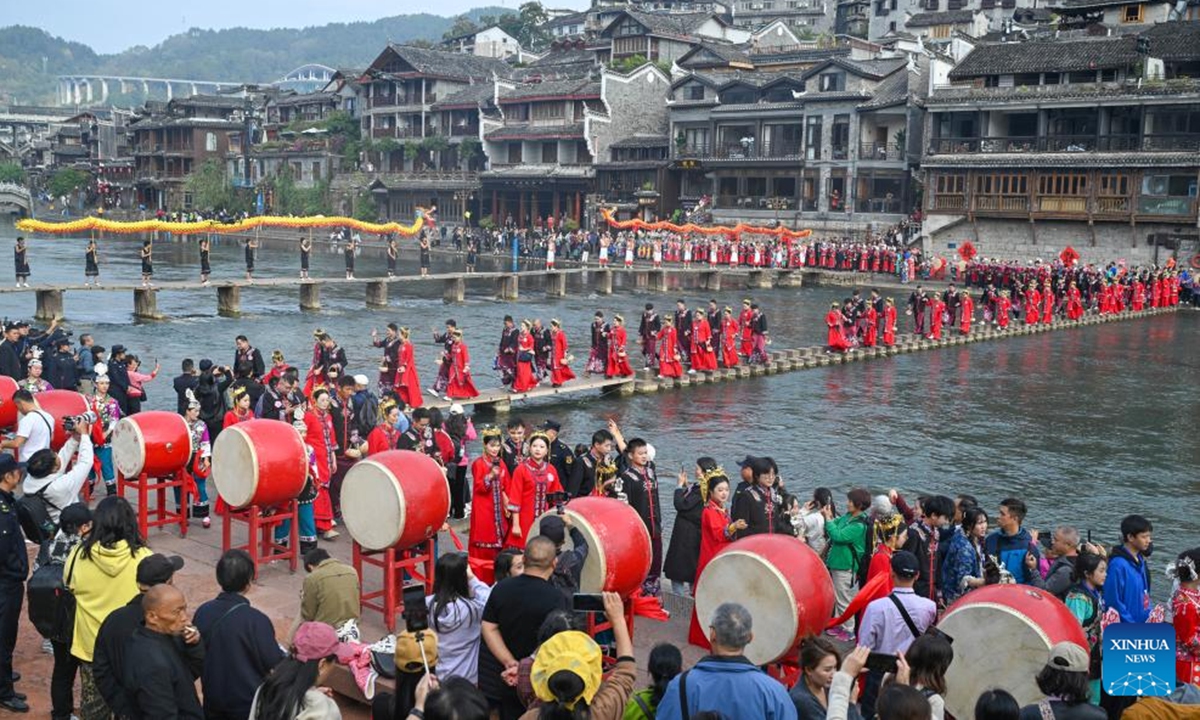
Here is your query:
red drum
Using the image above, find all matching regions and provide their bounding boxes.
[534,496,651,598]
[939,584,1090,718]
[341,450,449,551]
[36,390,89,451]
[211,419,308,509]
[694,534,835,665]
[0,376,18,432]
[111,411,193,478]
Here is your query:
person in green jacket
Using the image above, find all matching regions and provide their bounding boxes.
[824,488,872,641]
[623,643,682,719]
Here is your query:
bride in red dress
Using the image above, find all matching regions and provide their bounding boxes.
[469,427,510,582]
[720,308,739,368]
[512,321,538,393]
[882,298,897,346]
[446,330,479,399]
[503,433,563,548]
[689,310,718,372]
[549,319,575,387]
[656,316,684,379]
[606,315,634,378]
[395,327,423,408]
[826,303,851,353]
[688,469,746,648]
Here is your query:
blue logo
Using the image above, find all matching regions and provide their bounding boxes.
[1102,623,1176,697]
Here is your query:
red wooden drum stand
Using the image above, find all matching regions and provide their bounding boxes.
[221,502,299,574]
[353,538,435,633]
[118,469,192,539]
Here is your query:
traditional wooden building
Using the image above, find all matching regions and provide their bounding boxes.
[130,95,244,210]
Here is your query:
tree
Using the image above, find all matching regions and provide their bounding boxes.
[353,192,378,221]
[185,159,234,212]
[46,168,89,198]
[443,15,480,40]
[0,163,25,184]
[516,2,551,51]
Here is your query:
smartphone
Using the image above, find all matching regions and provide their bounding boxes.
[401,584,429,633]
[572,593,606,613]
[866,652,899,674]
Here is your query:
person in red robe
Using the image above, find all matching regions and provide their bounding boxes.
[223,387,254,429]
[959,291,974,335]
[1025,284,1041,325]
[512,322,538,392]
[606,315,635,378]
[928,296,945,340]
[395,328,423,408]
[688,470,747,648]
[997,291,1012,328]
[303,389,337,535]
[366,400,402,455]
[1131,279,1145,311]
[446,330,479,399]
[863,304,878,347]
[503,432,562,548]
[656,316,683,379]
[720,308,740,367]
[1041,281,1055,323]
[1066,282,1084,319]
[548,319,575,388]
[738,299,754,357]
[689,310,718,372]
[1151,277,1163,307]
[826,303,851,352]
[882,299,897,346]
[469,427,510,582]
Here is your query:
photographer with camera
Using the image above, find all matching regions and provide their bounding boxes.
[0,389,54,461]
[22,410,94,527]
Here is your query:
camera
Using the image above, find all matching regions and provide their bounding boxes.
[546,491,569,515]
[62,411,97,433]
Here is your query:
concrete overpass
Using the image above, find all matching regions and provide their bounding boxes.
[56,75,244,106]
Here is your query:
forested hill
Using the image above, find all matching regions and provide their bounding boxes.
[0,7,509,104]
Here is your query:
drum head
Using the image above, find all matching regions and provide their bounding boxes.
[941,600,1053,716]
[341,459,403,551]
[211,427,256,508]
[695,550,797,665]
[111,417,145,478]
[533,510,606,593]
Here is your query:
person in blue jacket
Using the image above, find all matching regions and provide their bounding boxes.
[656,602,797,720]
[1103,514,1152,624]
[984,498,1042,585]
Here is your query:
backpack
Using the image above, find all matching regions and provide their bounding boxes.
[16,482,59,546]
[27,548,78,643]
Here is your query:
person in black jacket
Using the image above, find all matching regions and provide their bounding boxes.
[45,337,78,392]
[662,457,713,596]
[106,345,132,415]
[0,324,23,380]
[195,360,230,443]
[172,359,198,416]
[902,495,954,602]
[618,438,663,597]
[233,336,265,379]
[566,430,615,498]
[123,584,204,720]
[732,457,795,539]
[0,455,28,713]
[192,550,285,720]
[93,553,185,720]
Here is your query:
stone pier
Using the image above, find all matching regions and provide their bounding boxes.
[776,270,803,288]
[217,286,240,316]
[649,270,667,293]
[495,275,519,301]
[35,290,63,321]
[699,271,722,291]
[366,281,388,308]
[134,289,162,320]
[595,270,613,295]
[443,278,465,303]
[746,270,775,289]
[300,282,321,310]
[546,272,568,298]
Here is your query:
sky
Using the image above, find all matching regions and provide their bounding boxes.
[10,0,591,54]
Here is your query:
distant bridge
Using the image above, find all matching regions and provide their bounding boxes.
[0,183,33,218]
[56,75,246,106]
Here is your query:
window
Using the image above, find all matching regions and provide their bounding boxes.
[1043,73,1061,85]
[1067,71,1097,84]
[930,25,951,38]
[832,115,850,159]
[935,173,967,195]
[805,116,823,160]
[205,132,217,152]
[1122,4,1143,22]
[819,73,844,92]
[1038,173,1088,196]
[507,143,522,164]
[1100,69,1117,82]
[312,162,321,181]
[541,143,558,163]
[688,85,705,100]
[532,103,565,121]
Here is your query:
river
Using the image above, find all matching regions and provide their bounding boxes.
[2,230,1197,590]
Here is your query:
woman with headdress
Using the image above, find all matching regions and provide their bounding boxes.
[663,457,717,598]
[865,513,908,596]
[469,426,511,581]
[503,431,562,548]
[688,310,717,373]
[223,386,254,428]
[182,389,212,528]
[959,290,974,335]
[719,307,740,368]
[140,239,153,287]
[90,371,122,497]
[585,311,608,376]
[882,297,897,346]
[303,389,337,537]
[367,399,402,455]
[371,323,402,392]
[443,330,478,400]
[85,237,101,287]
[606,315,634,378]
[20,350,53,393]
[395,327,423,408]
[688,468,747,648]
[512,321,539,393]
[260,350,291,386]
[1169,547,1200,688]
[826,302,851,353]
[548,319,575,388]
[655,315,683,380]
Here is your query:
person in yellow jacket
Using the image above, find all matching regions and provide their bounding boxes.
[66,497,152,720]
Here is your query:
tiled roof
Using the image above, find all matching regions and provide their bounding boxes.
[922,151,1200,168]
[858,67,911,108]
[604,9,717,39]
[927,78,1200,105]
[948,36,1138,78]
[609,135,670,149]
[485,122,586,141]
[498,78,601,102]
[679,41,754,68]
[905,9,978,26]
[378,45,509,81]
[272,92,338,107]
[433,82,496,110]
[801,57,907,80]
[1140,21,1200,62]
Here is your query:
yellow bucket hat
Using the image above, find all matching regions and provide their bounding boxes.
[530,631,603,708]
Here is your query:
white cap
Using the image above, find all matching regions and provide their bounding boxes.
[353,374,370,386]
[449,403,464,415]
